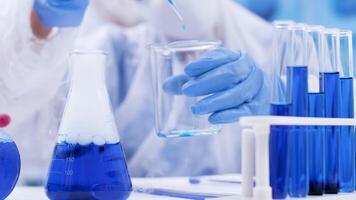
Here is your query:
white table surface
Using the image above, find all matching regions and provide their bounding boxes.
[6,174,356,200]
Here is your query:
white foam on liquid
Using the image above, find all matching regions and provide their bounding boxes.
[58,51,120,146]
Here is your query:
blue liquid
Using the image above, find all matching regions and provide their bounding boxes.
[308,93,325,195]
[46,142,132,200]
[269,104,290,199]
[287,66,308,116]
[287,66,309,197]
[320,72,341,194]
[0,141,21,199]
[339,77,355,192]
[157,128,220,138]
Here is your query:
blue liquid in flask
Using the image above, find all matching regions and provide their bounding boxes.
[46,142,132,200]
[339,77,355,192]
[308,92,325,195]
[320,72,341,194]
[269,104,290,199]
[0,141,20,199]
[287,66,309,197]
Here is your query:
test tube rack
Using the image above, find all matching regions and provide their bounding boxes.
[238,116,356,200]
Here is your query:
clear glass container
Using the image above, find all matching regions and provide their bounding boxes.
[337,30,355,192]
[149,40,221,138]
[306,25,325,196]
[320,29,342,194]
[269,20,294,200]
[286,24,309,198]
[45,50,132,200]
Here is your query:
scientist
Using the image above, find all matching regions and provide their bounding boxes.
[75,0,273,177]
[0,0,88,183]
[2,0,274,181]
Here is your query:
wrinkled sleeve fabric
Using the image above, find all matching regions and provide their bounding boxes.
[0,0,79,182]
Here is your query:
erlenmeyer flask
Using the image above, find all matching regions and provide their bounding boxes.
[45,50,132,200]
[0,114,20,200]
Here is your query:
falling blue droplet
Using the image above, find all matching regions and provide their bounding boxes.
[181,24,187,31]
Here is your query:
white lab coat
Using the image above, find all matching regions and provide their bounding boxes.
[0,0,78,183]
[77,0,273,177]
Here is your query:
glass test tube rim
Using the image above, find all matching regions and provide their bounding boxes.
[322,28,340,36]
[166,40,222,52]
[149,40,222,57]
[287,23,307,31]
[272,20,295,27]
[339,29,352,36]
[70,49,108,56]
[305,25,325,33]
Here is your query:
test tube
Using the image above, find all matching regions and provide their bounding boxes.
[320,28,342,194]
[286,24,309,198]
[269,20,294,199]
[306,25,325,196]
[337,30,355,192]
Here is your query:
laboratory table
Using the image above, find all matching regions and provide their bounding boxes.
[7,174,356,200]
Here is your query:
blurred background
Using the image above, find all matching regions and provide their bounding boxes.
[235,0,356,75]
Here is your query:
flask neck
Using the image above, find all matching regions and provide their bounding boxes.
[70,52,106,93]
[58,51,119,145]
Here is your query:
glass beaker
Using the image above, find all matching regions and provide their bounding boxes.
[45,50,132,200]
[149,40,221,138]
[0,114,20,200]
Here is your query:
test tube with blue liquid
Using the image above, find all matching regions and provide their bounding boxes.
[306,26,325,196]
[45,51,132,200]
[337,30,355,192]
[269,20,294,199]
[286,24,309,198]
[320,29,342,194]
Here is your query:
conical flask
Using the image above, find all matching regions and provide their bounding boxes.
[45,50,132,200]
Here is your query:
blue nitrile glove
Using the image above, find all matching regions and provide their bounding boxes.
[34,0,89,28]
[163,47,270,124]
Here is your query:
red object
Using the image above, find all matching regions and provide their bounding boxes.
[0,114,11,128]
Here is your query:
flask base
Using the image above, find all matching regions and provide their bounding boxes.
[46,142,132,200]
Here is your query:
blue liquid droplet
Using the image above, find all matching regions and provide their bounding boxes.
[181,24,187,31]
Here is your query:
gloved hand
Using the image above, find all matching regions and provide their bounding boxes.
[163,47,270,124]
[34,0,89,28]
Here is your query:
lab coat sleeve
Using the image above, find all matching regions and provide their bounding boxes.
[0,0,80,182]
[0,0,77,129]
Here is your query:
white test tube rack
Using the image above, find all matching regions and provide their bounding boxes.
[238,116,356,200]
